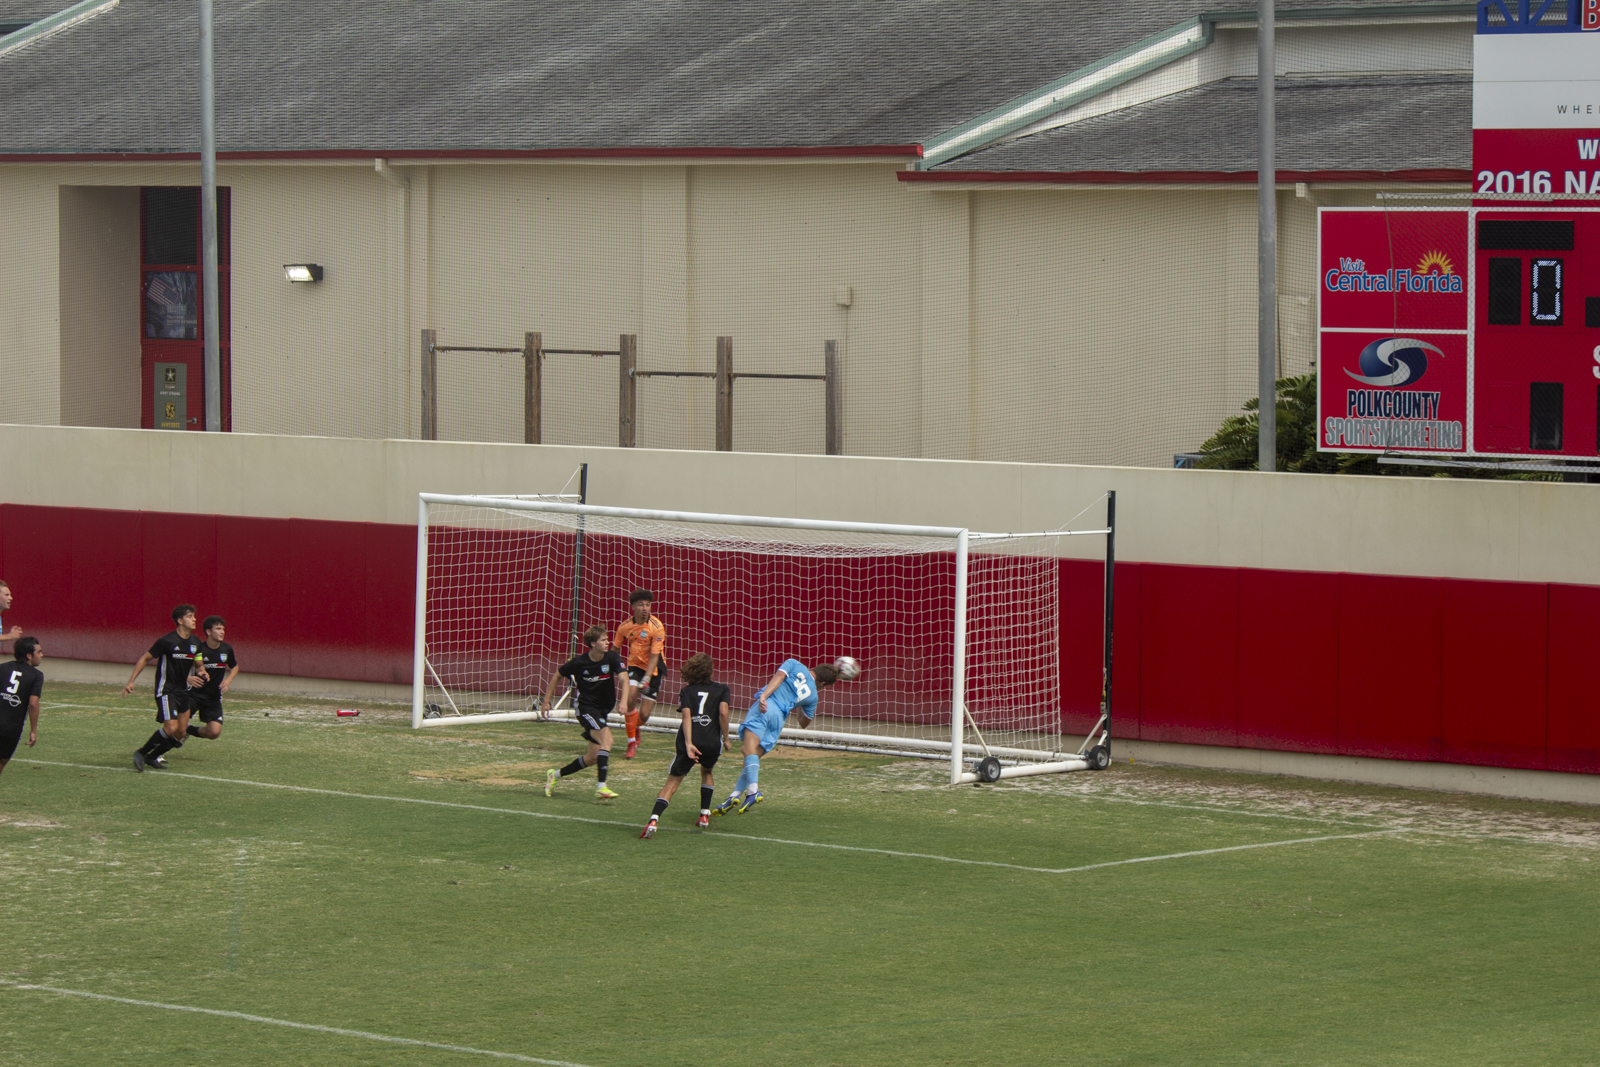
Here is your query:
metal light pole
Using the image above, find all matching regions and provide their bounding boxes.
[1257,0,1276,472]
[200,0,221,432]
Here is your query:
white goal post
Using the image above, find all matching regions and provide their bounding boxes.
[412,493,1117,784]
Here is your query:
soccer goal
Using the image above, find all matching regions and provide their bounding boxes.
[412,493,1117,784]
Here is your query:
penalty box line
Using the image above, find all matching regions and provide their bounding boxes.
[0,980,595,1067]
[26,759,1404,875]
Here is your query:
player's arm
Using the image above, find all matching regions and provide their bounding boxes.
[2,623,20,641]
[681,703,698,759]
[121,652,155,695]
[220,662,241,695]
[756,669,785,713]
[541,668,568,716]
[25,692,39,746]
[719,699,731,750]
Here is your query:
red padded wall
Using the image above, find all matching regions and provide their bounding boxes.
[1138,564,1239,747]
[216,515,293,676]
[1548,583,1600,774]
[1059,559,1142,739]
[1336,573,1442,761]
[4,499,1599,777]
[142,510,219,637]
[2,505,75,652]
[1440,578,1548,769]
[1237,568,1340,754]
[70,508,145,663]
[365,523,417,686]
[1,505,411,685]
[288,518,373,681]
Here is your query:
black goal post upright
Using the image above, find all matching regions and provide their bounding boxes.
[569,462,588,656]
[1101,490,1116,757]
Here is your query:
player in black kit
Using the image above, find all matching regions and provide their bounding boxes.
[123,604,204,771]
[640,652,731,837]
[0,637,45,777]
[185,616,240,742]
[541,624,625,799]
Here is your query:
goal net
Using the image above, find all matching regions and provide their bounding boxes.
[413,494,1115,783]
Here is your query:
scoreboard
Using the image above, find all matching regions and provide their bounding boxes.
[1317,5,1600,461]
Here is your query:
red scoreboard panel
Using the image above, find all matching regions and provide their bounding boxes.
[1317,208,1470,456]
[1317,11,1600,461]
[1472,209,1600,456]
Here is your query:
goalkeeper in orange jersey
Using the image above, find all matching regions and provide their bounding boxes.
[615,589,665,759]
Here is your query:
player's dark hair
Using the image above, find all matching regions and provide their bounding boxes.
[628,589,653,606]
[171,604,196,623]
[813,663,841,687]
[681,652,713,684]
[203,615,225,633]
[581,623,606,648]
[12,636,37,661]
[0,578,8,588]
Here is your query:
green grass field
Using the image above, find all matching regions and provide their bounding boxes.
[3,683,1598,1066]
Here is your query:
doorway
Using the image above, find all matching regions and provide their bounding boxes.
[140,186,231,430]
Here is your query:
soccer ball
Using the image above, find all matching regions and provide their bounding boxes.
[833,655,862,681]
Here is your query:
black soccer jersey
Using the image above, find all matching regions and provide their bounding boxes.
[148,631,203,698]
[0,662,43,727]
[192,641,238,700]
[676,681,731,754]
[558,649,626,714]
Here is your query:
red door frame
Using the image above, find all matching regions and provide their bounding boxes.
[139,186,232,431]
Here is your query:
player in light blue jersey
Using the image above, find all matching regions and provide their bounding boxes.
[712,657,841,815]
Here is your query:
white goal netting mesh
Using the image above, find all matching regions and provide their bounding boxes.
[419,500,1075,759]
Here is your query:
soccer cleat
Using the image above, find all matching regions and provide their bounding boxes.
[148,755,169,770]
[545,768,559,796]
[737,790,764,814]
[640,820,658,839]
[624,738,639,759]
[595,784,620,799]
[132,751,146,773]
[696,814,710,829]
[710,794,740,817]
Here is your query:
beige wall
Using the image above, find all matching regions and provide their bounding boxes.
[0,159,1463,468]
[0,168,63,426]
[2,422,1597,586]
[58,185,140,429]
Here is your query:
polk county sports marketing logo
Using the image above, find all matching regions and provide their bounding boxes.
[1325,337,1463,450]
[1324,250,1462,294]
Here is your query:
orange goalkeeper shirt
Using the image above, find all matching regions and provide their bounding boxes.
[615,614,665,671]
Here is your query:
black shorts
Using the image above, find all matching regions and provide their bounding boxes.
[669,733,721,777]
[191,697,224,724]
[155,692,194,722]
[576,706,613,745]
[0,719,22,761]
[627,665,663,701]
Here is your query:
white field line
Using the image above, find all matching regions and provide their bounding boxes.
[0,980,596,1066]
[34,706,1390,830]
[23,759,1403,875]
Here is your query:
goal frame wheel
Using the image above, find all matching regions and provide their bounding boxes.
[1087,744,1110,770]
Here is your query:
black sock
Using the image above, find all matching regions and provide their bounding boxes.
[595,750,609,784]
[700,785,714,813]
[186,723,204,738]
[559,756,586,778]
[139,730,166,756]
[152,733,184,757]
[651,798,668,819]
